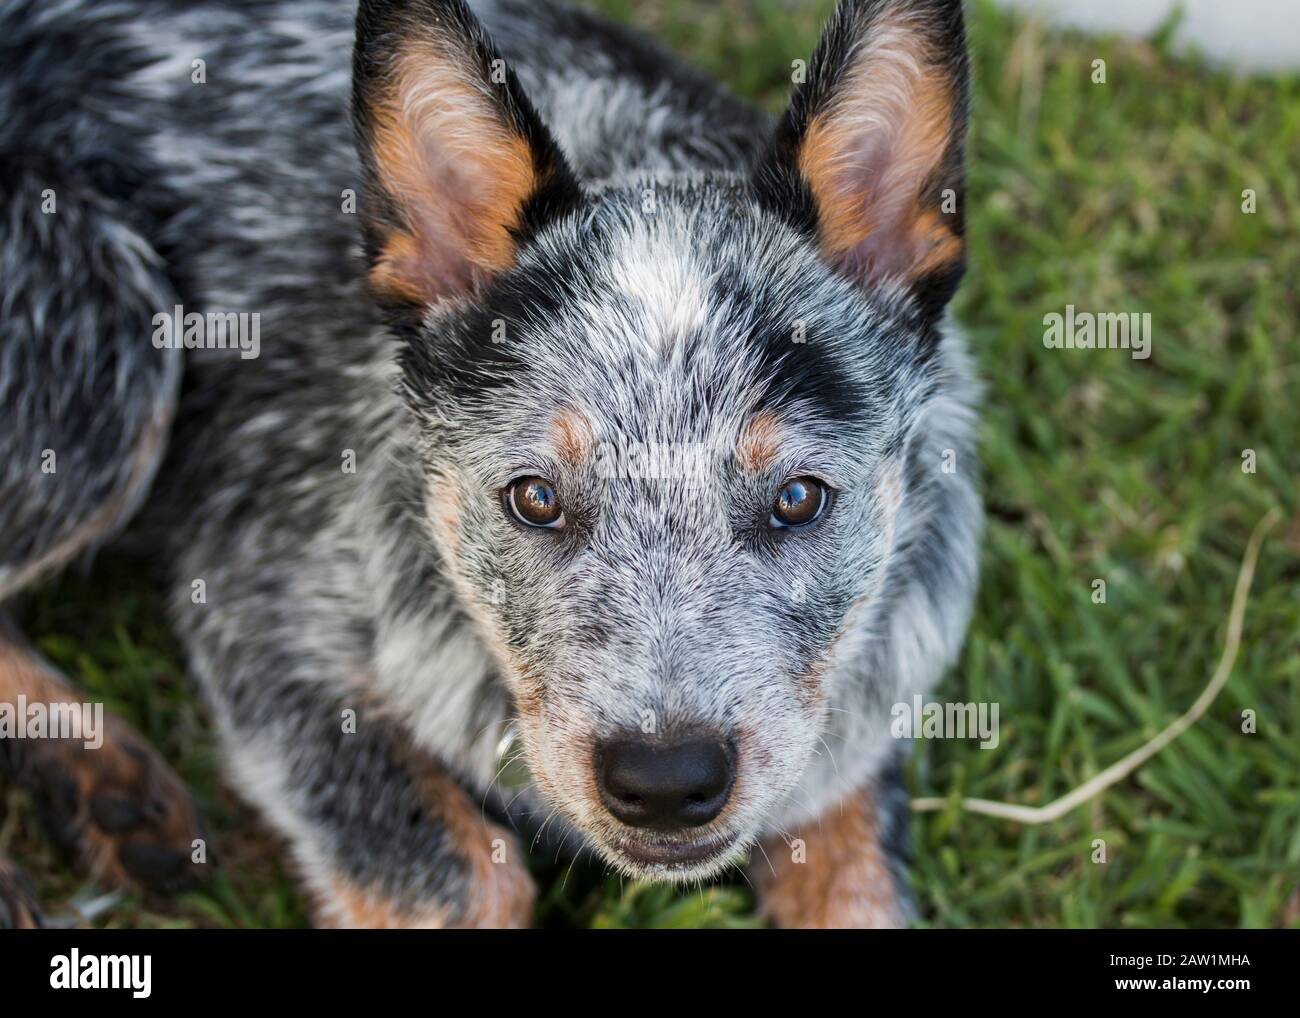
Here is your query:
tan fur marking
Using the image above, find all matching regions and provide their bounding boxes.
[799,110,868,256]
[798,28,960,282]
[315,880,454,929]
[313,749,535,929]
[0,631,76,706]
[428,472,464,560]
[423,477,546,731]
[318,884,452,930]
[509,659,545,719]
[403,746,535,928]
[909,205,963,277]
[0,628,202,890]
[368,42,540,304]
[368,228,431,306]
[551,406,595,467]
[737,411,782,473]
[758,789,905,929]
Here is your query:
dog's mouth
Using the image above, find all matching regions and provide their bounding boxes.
[603,832,741,879]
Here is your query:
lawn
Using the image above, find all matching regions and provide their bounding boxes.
[4,0,1298,928]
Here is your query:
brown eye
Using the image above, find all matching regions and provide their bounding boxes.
[507,476,564,529]
[771,477,827,529]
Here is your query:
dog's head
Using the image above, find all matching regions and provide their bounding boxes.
[353,0,968,880]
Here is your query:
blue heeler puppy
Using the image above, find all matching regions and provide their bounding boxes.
[0,0,980,928]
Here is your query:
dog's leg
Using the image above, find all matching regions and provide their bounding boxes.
[755,757,914,929]
[210,678,534,928]
[310,756,536,930]
[0,620,205,894]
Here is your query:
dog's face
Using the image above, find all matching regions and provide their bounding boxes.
[354,0,968,880]
[403,192,936,878]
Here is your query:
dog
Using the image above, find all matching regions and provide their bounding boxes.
[0,0,980,928]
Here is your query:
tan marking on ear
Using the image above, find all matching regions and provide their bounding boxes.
[367,228,433,306]
[551,406,595,467]
[368,42,541,304]
[909,205,964,277]
[801,68,951,253]
[758,789,905,929]
[798,26,960,282]
[737,411,782,473]
[799,109,870,256]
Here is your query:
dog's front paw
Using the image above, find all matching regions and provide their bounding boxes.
[756,793,907,929]
[19,714,208,895]
[0,853,44,929]
[312,857,536,930]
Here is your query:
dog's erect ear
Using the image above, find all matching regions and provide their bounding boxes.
[754,0,969,317]
[352,0,581,311]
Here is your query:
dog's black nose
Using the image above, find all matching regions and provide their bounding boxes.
[597,735,733,829]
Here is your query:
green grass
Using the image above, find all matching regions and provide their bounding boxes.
[4,0,1298,928]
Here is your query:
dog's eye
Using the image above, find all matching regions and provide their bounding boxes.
[770,477,827,529]
[507,476,565,529]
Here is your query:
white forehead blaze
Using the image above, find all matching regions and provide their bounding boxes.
[601,220,712,360]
